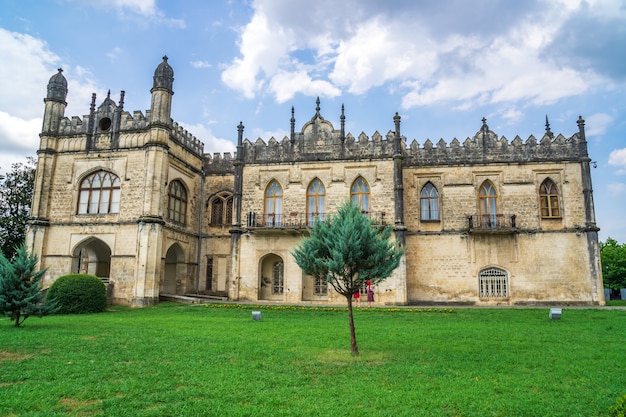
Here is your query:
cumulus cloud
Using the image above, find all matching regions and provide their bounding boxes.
[179,122,236,154]
[221,0,615,111]
[609,148,626,175]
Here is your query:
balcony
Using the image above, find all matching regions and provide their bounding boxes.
[467,214,517,234]
[246,211,388,230]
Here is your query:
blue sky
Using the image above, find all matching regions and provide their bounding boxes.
[1,0,625,242]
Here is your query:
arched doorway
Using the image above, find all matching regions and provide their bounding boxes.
[258,253,284,301]
[163,244,186,295]
[71,238,112,279]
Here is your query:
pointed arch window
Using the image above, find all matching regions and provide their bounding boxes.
[479,181,498,228]
[264,180,283,227]
[168,180,187,225]
[307,178,325,225]
[210,192,233,225]
[351,176,370,213]
[420,182,440,221]
[77,170,121,214]
[540,178,561,218]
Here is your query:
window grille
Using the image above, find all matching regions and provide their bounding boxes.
[272,261,284,294]
[479,267,509,298]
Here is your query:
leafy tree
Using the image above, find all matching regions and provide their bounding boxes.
[0,158,36,259]
[292,202,405,355]
[600,238,626,290]
[0,244,54,327]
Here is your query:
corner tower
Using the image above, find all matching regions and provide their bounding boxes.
[150,55,174,128]
[41,69,68,134]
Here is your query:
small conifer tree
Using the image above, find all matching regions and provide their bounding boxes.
[0,244,54,327]
[292,202,405,355]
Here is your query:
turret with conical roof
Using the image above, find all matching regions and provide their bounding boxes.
[42,68,68,134]
[150,56,174,128]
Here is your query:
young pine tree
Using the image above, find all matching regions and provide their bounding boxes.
[0,244,54,327]
[292,202,405,355]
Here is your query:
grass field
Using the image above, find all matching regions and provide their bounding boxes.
[1,303,624,416]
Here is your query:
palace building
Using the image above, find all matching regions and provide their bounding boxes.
[26,57,605,306]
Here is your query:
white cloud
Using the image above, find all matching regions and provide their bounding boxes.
[269,71,341,103]
[585,113,613,137]
[191,60,212,69]
[0,112,41,154]
[608,148,626,175]
[221,0,613,115]
[179,122,236,154]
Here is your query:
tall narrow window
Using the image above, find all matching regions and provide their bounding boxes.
[479,267,509,298]
[168,180,187,225]
[264,180,283,227]
[77,170,121,214]
[420,182,440,221]
[206,257,213,291]
[307,178,325,225]
[272,261,284,294]
[210,192,234,225]
[351,176,370,213]
[479,181,498,228]
[540,178,561,218]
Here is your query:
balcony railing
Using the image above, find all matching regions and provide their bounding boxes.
[467,214,517,233]
[246,211,388,229]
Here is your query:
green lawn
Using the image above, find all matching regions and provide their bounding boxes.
[1,303,624,417]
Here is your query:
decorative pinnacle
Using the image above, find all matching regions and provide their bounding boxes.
[315,96,321,116]
[545,115,553,138]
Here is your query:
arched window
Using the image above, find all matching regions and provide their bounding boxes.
[420,182,439,221]
[264,180,283,227]
[168,180,187,225]
[210,192,233,225]
[540,178,561,218]
[307,178,325,225]
[479,267,509,298]
[479,180,498,228]
[77,170,121,214]
[351,176,370,212]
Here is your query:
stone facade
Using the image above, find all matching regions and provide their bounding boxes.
[26,58,604,307]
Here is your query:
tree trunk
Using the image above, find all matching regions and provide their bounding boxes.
[346,295,359,355]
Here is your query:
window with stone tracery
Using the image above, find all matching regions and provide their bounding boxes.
[168,180,187,225]
[351,176,370,213]
[540,178,561,218]
[210,192,233,225]
[77,170,121,214]
[420,182,440,221]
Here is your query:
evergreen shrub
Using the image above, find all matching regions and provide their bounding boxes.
[47,274,107,314]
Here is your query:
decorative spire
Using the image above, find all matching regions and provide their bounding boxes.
[545,115,553,138]
[119,91,125,109]
[340,104,345,142]
[315,96,321,116]
[577,115,586,142]
[237,121,244,147]
[290,106,295,145]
